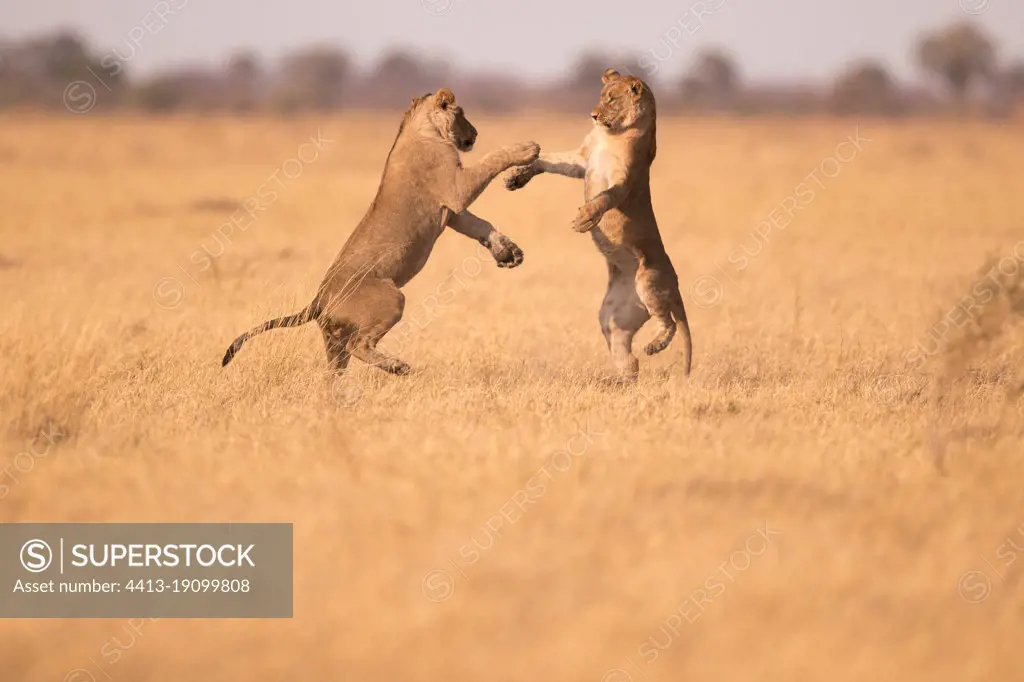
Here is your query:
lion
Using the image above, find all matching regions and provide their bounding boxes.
[504,68,692,383]
[221,88,540,375]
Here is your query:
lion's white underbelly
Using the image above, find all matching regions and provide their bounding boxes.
[584,127,628,199]
[590,230,637,271]
[585,142,616,200]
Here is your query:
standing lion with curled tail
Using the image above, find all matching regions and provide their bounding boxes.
[222,88,540,375]
[505,69,692,383]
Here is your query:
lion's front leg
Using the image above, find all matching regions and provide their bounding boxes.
[572,200,605,233]
[504,148,587,191]
[446,141,539,213]
[447,209,524,268]
[572,183,628,233]
[504,163,541,191]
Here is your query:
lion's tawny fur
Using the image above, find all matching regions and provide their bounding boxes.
[222,88,539,375]
[505,69,692,382]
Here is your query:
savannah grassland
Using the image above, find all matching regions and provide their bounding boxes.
[0,111,1022,681]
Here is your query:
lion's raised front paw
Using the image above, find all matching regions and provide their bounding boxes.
[572,203,603,233]
[504,166,536,191]
[508,141,540,167]
[490,234,524,268]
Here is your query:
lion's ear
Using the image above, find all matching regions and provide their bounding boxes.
[435,88,456,110]
[602,69,621,84]
[630,80,644,96]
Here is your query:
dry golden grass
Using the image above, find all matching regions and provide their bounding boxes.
[1,112,1023,681]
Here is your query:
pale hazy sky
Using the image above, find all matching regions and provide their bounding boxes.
[1,0,1022,84]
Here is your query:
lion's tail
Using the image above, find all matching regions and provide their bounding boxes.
[673,296,693,377]
[221,303,320,367]
[644,293,693,376]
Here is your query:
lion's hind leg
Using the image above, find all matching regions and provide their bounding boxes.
[599,262,650,384]
[635,261,679,357]
[320,321,355,374]
[341,279,411,376]
[318,278,410,376]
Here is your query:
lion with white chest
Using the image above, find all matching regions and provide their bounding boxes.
[505,69,692,382]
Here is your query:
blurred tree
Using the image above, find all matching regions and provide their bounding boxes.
[681,48,739,111]
[569,52,646,88]
[571,52,613,88]
[917,21,995,101]
[133,73,192,112]
[39,32,125,89]
[0,31,126,109]
[831,60,901,115]
[227,51,261,84]
[982,60,1024,119]
[686,49,739,94]
[1001,61,1024,99]
[361,50,450,108]
[373,50,449,93]
[41,32,93,81]
[224,50,262,112]
[375,51,425,90]
[275,45,350,111]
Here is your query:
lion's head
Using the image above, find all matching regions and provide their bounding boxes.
[590,69,656,133]
[407,88,478,152]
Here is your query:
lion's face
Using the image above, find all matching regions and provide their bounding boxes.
[418,88,478,152]
[590,70,655,132]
